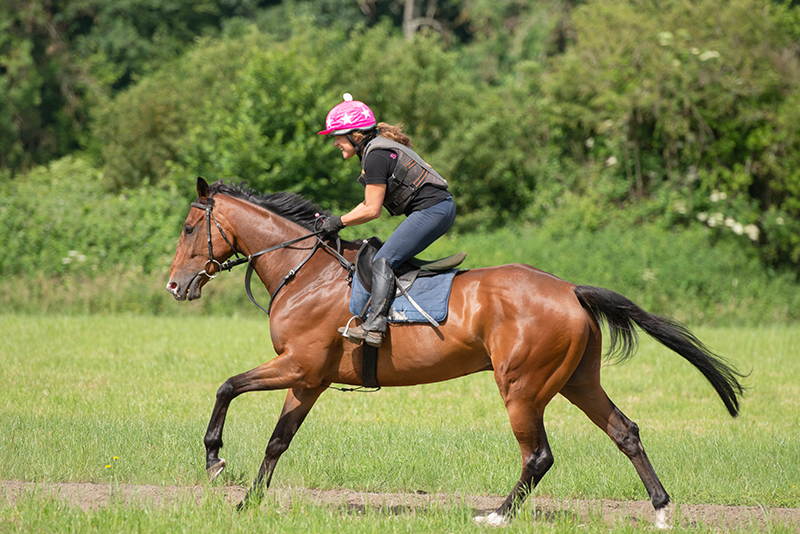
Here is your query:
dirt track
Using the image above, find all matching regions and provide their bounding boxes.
[2,481,799,530]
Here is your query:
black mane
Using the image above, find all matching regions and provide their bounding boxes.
[209,180,329,232]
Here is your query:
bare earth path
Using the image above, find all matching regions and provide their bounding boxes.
[2,481,799,530]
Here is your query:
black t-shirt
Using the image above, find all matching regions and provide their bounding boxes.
[362,149,450,215]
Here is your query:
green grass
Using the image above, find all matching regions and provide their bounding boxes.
[19,492,789,534]
[0,315,798,532]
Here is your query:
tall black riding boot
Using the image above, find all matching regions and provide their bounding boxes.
[339,258,395,347]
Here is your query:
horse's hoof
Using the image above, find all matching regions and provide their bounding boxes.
[654,504,673,530]
[474,512,508,527]
[206,458,226,481]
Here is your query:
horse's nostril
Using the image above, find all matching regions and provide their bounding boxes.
[167,281,178,291]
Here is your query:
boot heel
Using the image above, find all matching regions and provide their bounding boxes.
[364,331,384,347]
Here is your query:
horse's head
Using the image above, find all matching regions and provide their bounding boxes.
[166,177,237,301]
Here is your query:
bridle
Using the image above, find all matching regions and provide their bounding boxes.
[191,199,242,280]
[190,196,353,315]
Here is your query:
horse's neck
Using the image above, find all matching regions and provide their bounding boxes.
[220,197,328,291]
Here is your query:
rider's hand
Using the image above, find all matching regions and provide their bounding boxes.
[320,215,345,236]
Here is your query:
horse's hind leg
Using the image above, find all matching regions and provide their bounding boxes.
[478,364,564,524]
[477,314,592,526]
[560,379,671,529]
[498,404,553,520]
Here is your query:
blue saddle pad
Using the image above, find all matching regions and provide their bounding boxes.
[349,269,459,323]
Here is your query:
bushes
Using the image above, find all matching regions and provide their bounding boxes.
[3,160,798,325]
[5,1,800,321]
[542,0,800,269]
[85,1,800,271]
[0,156,185,278]
[453,207,800,326]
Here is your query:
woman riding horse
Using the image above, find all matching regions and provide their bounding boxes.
[318,94,456,347]
[167,177,744,530]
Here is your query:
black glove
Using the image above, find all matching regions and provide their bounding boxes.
[320,215,345,236]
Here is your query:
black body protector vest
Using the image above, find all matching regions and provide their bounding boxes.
[358,137,448,216]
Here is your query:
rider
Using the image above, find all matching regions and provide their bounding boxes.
[318,94,456,347]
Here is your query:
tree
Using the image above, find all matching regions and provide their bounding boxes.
[543,0,800,267]
[0,1,95,171]
[0,0,275,174]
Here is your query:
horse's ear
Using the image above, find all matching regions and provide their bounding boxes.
[197,177,210,199]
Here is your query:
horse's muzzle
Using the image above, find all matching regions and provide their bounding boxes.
[166,272,205,301]
[166,280,184,301]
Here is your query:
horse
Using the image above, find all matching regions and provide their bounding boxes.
[166,177,744,528]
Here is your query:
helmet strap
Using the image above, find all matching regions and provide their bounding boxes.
[348,128,379,160]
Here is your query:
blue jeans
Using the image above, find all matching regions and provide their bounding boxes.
[373,196,456,269]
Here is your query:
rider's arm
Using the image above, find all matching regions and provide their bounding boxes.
[341,184,386,226]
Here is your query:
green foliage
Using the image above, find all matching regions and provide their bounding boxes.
[87,0,800,268]
[92,20,552,222]
[331,24,545,222]
[0,1,89,171]
[5,0,800,304]
[93,21,548,217]
[3,163,799,325]
[542,0,800,268]
[168,29,353,203]
[92,36,250,192]
[93,25,365,206]
[0,0,313,174]
[0,156,185,278]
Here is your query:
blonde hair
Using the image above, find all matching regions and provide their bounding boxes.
[352,123,412,148]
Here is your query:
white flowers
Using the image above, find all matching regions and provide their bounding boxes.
[743,224,760,241]
[657,29,720,62]
[62,250,87,264]
[709,190,727,202]
[642,268,658,283]
[696,192,759,241]
[698,211,722,226]
[697,213,759,241]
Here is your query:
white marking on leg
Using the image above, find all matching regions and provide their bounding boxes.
[474,512,508,527]
[654,504,672,530]
[208,458,226,482]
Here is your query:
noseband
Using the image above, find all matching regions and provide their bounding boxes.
[190,196,352,315]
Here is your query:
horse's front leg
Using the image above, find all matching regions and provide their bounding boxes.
[203,355,314,481]
[238,385,327,509]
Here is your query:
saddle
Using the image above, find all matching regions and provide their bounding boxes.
[352,237,466,390]
[355,237,467,295]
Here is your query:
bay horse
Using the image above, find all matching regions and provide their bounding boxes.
[167,178,744,528]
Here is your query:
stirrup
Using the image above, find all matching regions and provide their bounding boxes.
[338,316,364,344]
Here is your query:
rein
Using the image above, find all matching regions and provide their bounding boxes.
[191,198,354,316]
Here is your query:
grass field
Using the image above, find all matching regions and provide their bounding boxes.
[1,314,798,532]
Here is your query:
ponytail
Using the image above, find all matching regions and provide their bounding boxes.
[376,123,412,147]
[351,123,412,148]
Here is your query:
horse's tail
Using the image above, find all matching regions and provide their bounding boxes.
[573,284,745,417]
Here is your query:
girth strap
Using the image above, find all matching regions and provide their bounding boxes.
[362,345,379,389]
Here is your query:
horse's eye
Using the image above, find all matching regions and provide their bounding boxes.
[184,225,194,235]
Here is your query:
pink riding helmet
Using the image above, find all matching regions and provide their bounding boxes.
[318,93,376,136]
